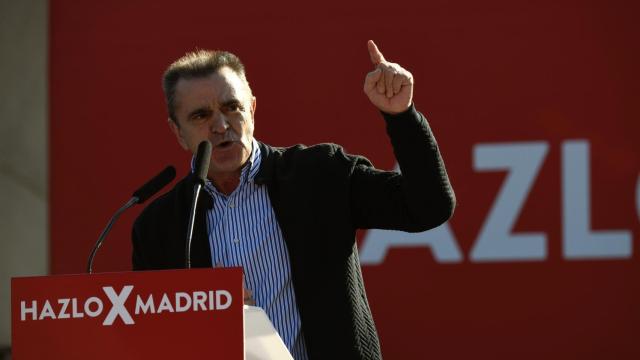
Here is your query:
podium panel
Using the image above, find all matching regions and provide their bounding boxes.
[12,268,243,359]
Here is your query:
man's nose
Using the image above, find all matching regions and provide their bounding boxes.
[209,112,229,134]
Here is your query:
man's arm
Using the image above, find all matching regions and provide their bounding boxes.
[350,41,455,231]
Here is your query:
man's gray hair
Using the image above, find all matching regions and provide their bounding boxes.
[162,49,249,123]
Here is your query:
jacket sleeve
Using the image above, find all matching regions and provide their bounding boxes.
[348,103,456,232]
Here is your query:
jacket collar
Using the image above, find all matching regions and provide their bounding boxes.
[254,141,278,186]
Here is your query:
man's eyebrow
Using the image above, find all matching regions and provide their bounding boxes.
[220,98,242,107]
[187,106,212,118]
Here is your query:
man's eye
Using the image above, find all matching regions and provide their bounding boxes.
[191,112,209,121]
[224,104,243,112]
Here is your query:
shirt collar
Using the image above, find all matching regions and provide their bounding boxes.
[190,138,262,185]
[247,138,262,182]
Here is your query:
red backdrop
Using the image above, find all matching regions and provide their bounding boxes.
[50,0,640,358]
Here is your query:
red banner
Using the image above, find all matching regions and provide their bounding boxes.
[12,268,243,359]
[50,1,640,358]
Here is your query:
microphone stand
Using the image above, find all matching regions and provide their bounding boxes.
[185,140,211,269]
[87,196,139,274]
[185,183,203,269]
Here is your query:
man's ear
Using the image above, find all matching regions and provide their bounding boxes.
[168,118,188,150]
[251,96,257,117]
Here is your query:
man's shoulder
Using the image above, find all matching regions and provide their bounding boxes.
[256,141,374,185]
[261,142,371,166]
[262,141,338,155]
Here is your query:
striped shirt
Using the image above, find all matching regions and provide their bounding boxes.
[195,139,308,359]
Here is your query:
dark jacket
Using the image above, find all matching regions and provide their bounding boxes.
[132,105,456,359]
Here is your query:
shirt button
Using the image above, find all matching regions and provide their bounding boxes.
[229,200,235,208]
[233,238,240,243]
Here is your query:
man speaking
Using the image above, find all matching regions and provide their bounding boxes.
[132,40,456,359]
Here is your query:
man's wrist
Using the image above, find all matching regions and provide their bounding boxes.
[381,102,416,120]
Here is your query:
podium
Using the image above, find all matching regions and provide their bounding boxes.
[12,268,292,359]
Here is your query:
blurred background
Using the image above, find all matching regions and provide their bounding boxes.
[2,0,639,358]
[1,1,47,358]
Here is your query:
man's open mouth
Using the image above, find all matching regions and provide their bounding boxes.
[216,140,235,149]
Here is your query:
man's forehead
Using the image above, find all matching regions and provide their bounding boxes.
[175,67,249,103]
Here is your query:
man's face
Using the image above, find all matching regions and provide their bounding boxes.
[170,67,256,179]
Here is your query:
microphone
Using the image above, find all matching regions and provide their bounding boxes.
[132,166,177,204]
[193,140,212,185]
[185,140,212,269]
[87,165,177,274]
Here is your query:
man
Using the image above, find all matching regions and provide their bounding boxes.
[132,41,455,359]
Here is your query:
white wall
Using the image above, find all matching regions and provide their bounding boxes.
[0,0,48,347]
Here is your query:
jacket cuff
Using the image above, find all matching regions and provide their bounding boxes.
[380,103,418,122]
[381,103,429,138]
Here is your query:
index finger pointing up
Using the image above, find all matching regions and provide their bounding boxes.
[367,40,386,65]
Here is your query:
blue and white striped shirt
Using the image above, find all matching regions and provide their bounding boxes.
[196,139,308,359]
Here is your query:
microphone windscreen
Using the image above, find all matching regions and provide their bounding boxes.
[132,165,176,204]
[193,140,212,184]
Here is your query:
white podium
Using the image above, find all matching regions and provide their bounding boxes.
[244,306,294,360]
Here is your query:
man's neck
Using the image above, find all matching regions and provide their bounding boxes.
[210,171,241,196]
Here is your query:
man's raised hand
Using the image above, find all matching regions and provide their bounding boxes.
[363,40,414,115]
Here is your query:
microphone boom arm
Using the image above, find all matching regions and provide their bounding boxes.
[86,197,138,274]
